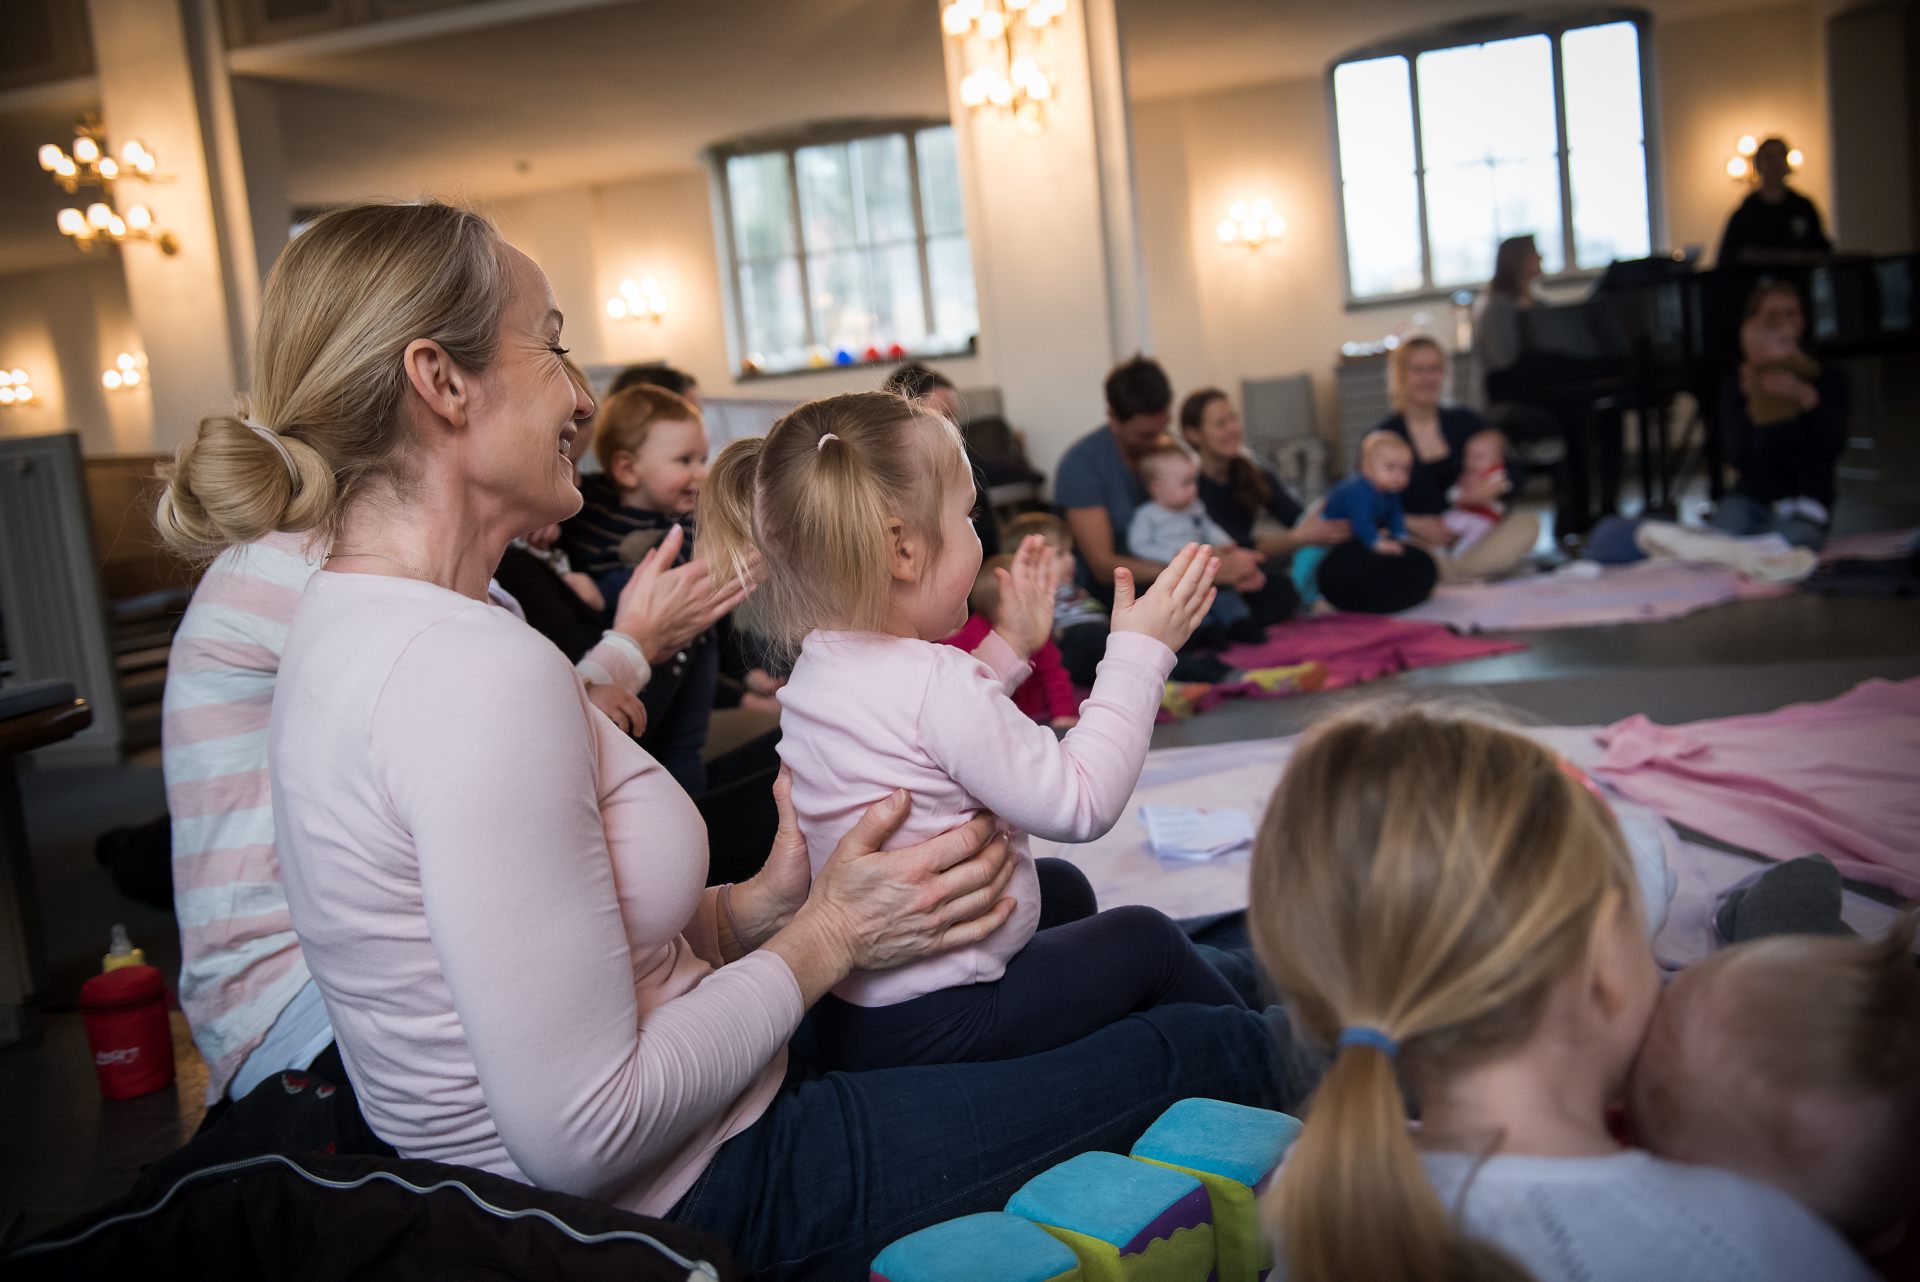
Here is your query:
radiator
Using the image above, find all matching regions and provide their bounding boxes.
[0,432,122,764]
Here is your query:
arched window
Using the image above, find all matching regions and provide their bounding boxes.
[1331,11,1656,302]
[712,121,979,376]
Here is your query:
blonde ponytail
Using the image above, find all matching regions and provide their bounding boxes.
[1276,1044,1529,1282]
[698,434,766,602]
[1251,703,1636,1282]
[695,391,967,666]
[156,200,509,558]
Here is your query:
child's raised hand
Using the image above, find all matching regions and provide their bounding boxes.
[991,534,1057,660]
[1110,542,1218,652]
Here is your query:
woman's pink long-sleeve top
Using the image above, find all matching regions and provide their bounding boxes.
[269,571,800,1215]
[776,629,1174,1008]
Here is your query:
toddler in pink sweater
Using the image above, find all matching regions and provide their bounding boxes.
[701,391,1244,1071]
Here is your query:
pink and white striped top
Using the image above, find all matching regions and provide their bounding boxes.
[163,532,648,1101]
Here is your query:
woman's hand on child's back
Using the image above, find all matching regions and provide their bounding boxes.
[1111,542,1219,652]
[758,788,1018,1004]
[991,534,1058,660]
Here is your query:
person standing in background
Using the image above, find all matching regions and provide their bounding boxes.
[1718,138,1832,268]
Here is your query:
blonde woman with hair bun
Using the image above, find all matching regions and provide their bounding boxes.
[155,207,722,1103]
[155,201,1319,1279]
[1250,702,1873,1282]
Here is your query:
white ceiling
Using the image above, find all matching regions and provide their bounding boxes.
[252,0,952,205]
[0,0,1791,277]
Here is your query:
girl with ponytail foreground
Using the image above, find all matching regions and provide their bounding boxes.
[1249,705,1872,1282]
[159,200,1317,1280]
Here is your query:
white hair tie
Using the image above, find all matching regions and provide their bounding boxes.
[816,433,839,452]
[242,417,300,483]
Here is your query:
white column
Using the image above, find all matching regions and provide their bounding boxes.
[87,0,248,451]
[941,0,1150,473]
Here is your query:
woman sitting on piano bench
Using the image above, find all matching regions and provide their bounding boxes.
[1712,279,1847,550]
[1376,336,1541,581]
[1474,233,1630,538]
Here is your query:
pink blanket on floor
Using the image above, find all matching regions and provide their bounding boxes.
[1820,528,1918,563]
[1202,613,1523,707]
[1030,730,1904,968]
[1400,560,1789,633]
[1592,678,1920,898]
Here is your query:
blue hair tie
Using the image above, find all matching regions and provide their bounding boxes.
[1335,1026,1400,1059]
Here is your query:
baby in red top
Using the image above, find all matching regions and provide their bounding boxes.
[943,553,1080,731]
[1441,427,1512,554]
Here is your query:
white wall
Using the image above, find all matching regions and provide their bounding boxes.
[1655,2,1831,260]
[486,168,991,421]
[0,258,151,456]
[1127,1,1840,446]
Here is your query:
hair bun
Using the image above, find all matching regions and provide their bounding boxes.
[155,414,336,560]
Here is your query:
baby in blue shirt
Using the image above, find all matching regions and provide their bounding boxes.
[1291,430,1415,603]
[1323,431,1414,554]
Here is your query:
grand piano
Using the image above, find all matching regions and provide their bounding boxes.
[1487,250,1918,533]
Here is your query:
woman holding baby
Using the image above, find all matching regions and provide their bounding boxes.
[1376,336,1541,580]
[1711,278,1849,549]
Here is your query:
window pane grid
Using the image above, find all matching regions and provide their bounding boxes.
[1333,17,1653,300]
[723,125,975,372]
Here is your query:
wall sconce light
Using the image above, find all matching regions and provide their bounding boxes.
[944,0,1063,136]
[0,368,35,407]
[101,352,147,392]
[606,277,667,323]
[1726,134,1803,182]
[1217,199,1286,250]
[42,115,178,256]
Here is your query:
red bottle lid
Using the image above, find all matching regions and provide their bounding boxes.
[81,963,165,1012]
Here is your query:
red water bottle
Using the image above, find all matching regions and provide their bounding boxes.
[80,938,176,1099]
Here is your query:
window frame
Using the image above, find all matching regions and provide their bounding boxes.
[1326,8,1660,309]
[709,117,975,379]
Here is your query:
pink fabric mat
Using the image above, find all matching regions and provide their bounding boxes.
[1819,527,1918,563]
[1399,560,1790,633]
[1196,614,1524,710]
[1033,728,1904,970]
[1592,678,1920,899]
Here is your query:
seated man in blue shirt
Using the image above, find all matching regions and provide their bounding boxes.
[1055,356,1268,603]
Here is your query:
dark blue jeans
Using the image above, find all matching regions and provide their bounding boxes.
[668,1001,1319,1280]
[807,904,1247,1071]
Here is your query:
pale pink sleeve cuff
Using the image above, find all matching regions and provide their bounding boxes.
[576,631,651,696]
[969,628,1032,695]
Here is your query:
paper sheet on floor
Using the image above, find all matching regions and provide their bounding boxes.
[1398,560,1791,633]
[1032,726,1903,972]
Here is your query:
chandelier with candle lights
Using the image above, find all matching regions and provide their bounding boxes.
[942,0,1064,136]
[38,115,178,256]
